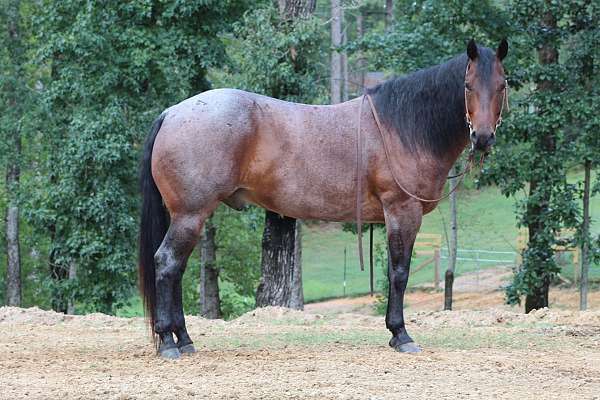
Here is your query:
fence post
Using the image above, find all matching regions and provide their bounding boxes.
[475,250,480,289]
[434,249,440,290]
[343,246,347,297]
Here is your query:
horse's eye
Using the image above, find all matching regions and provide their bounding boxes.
[465,82,473,91]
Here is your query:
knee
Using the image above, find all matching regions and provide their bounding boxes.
[389,267,409,287]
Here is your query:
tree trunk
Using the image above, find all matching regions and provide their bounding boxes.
[67,262,77,315]
[444,164,459,310]
[277,0,316,19]
[525,9,558,313]
[579,159,591,310]
[385,0,394,30]
[199,216,221,319]
[6,199,21,306]
[525,180,551,313]
[290,220,304,309]
[5,0,22,307]
[342,23,349,101]
[256,212,303,309]
[356,10,366,91]
[330,0,342,104]
[49,247,68,313]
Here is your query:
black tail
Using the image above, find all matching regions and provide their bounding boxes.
[139,113,168,338]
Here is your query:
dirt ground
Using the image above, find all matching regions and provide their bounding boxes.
[1,289,600,400]
[305,267,600,316]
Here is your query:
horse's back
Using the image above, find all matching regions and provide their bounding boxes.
[152,88,378,221]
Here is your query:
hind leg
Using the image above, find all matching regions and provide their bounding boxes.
[172,209,219,354]
[154,213,205,359]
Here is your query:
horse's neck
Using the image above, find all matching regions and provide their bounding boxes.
[443,134,470,170]
[407,130,469,202]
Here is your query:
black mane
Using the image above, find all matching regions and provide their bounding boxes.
[366,47,496,157]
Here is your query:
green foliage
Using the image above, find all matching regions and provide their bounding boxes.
[214,4,329,104]
[22,0,251,313]
[179,205,264,319]
[374,242,389,315]
[219,284,256,320]
[348,0,512,75]
[0,0,47,307]
[214,206,264,298]
[483,0,600,305]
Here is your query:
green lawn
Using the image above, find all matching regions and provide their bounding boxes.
[302,172,600,302]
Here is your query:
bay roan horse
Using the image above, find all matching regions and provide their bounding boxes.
[139,39,509,358]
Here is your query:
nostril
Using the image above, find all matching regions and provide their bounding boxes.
[470,131,476,140]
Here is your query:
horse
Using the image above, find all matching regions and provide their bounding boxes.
[139,39,509,359]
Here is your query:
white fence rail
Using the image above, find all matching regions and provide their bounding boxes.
[440,248,517,266]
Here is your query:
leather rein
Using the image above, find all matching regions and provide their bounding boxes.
[355,72,509,277]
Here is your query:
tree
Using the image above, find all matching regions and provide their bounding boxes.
[30,0,251,314]
[0,0,30,307]
[330,0,342,104]
[198,216,221,319]
[560,0,600,310]
[277,0,316,17]
[256,215,304,308]
[484,1,589,312]
[444,165,459,310]
[385,0,393,30]
[351,0,511,75]
[579,162,591,310]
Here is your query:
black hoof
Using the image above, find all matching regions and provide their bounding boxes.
[178,343,196,354]
[159,346,181,360]
[389,336,422,353]
[393,342,422,353]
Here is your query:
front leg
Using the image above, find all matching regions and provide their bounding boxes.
[384,201,422,353]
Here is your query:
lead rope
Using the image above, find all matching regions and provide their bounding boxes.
[355,95,473,273]
[356,95,366,271]
[355,76,508,272]
[366,94,474,203]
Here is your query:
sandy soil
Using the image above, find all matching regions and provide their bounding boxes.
[1,299,600,400]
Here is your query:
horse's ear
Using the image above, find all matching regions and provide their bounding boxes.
[467,39,478,61]
[497,38,508,61]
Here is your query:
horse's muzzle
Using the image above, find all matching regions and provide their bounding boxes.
[470,131,495,152]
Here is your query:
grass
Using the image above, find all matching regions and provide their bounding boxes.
[302,172,600,302]
[182,315,563,352]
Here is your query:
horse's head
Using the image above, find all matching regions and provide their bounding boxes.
[464,39,508,152]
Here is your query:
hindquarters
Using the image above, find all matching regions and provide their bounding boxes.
[151,89,257,217]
